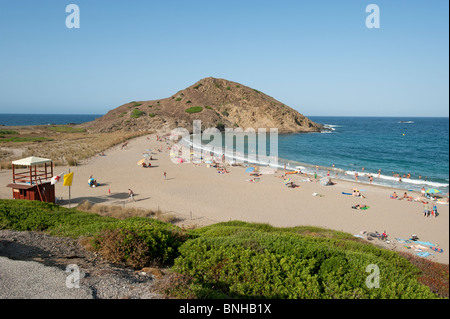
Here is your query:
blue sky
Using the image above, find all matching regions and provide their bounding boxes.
[0,0,448,117]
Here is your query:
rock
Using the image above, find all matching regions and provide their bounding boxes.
[140,267,164,279]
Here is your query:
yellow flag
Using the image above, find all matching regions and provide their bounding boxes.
[63,172,74,186]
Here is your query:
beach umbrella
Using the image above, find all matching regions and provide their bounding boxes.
[245,167,255,173]
[143,153,150,158]
[137,159,146,166]
[177,157,184,163]
[426,188,441,194]
[283,178,291,184]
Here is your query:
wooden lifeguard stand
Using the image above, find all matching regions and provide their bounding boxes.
[6,156,55,203]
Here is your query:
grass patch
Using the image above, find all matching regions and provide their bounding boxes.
[175,98,182,101]
[205,106,212,110]
[0,136,52,143]
[47,125,86,133]
[149,113,156,118]
[185,106,203,114]
[226,86,231,90]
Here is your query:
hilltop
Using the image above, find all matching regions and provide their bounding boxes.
[79,77,323,134]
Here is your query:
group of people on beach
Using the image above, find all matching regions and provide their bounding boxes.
[423,201,438,218]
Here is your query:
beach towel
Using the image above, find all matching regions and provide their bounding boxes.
[342,192,352,195]
[430,246,443,253]
[411,240,436,247]
[353,235,364,238]
[416,252,434,258]
[395,238,411,244]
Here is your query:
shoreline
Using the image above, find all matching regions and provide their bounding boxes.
[177,132,449,194]
[1,131,448,265]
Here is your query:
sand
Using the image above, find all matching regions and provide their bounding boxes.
[0,133,448,264]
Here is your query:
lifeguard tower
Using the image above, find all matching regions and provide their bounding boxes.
[6,156,55,203]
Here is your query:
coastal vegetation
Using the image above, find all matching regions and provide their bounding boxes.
[0,126,150,169]
[0,199,447,299]
[0,130,19,136]
[130,109,144,118]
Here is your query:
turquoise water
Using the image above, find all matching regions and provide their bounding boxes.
[186,116,449,193]
[278,116,449,192]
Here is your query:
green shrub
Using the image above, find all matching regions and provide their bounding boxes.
[185,106,203,114]
[0,200,189,267]
[221,110,229,117]
[175,98,182,101]
[92,218,188,268]
[173,222,438,299]
[205,106,212,110]
[215,84,221,88]
[149,113,156,118]
[186,100,192,104]
[226,86,231,90]
[130,109,144,118]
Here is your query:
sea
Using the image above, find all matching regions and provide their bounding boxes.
[0,113,102,126]
[1,114,448,193]
[183,116,449,194]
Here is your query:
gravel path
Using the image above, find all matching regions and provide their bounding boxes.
[0,230,164,299]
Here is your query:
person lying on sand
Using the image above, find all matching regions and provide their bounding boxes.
[390,192,398,199]
[352,204,368,209]
[287,182,300,188]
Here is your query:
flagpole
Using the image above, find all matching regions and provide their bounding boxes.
[68,168,71,208]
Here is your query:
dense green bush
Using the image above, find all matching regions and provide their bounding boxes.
[0,200,443,298]
[92,217,188,267]
[173,222,438,299]
[0,200,188,267]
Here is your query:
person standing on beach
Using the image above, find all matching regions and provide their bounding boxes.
[423,201,428,217]
[128,189,136,202]
[164,172,167,180]
[378,169,381,178]
[421,187,426,197]
[369,175,373,184]
[355,172,358,181]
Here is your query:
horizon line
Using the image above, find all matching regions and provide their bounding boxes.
[0,113,449,119]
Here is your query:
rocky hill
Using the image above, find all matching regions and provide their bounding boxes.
[80,77,323,134]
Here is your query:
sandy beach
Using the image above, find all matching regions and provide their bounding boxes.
[1,132,448,264]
